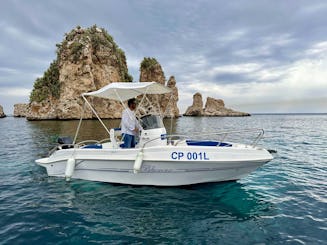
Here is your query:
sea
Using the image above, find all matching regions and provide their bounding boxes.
[0,114,326,244]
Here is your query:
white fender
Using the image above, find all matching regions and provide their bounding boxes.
[133,151,144,174]
[65,157,76,181]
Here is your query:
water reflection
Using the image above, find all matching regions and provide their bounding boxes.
[27,116,254,144]
[2,116,326,243]
[163,118,178,135]
[28,119,121,142]
[38,180,272,241]
[29,118,176,137]
[68,180,271,221]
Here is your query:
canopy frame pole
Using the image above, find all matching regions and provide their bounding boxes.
[116,87,150,122]
[114,89,128,129]
[134,86,150,118]
[114,89,135,123]
[155,94,163,118]
[82,95,111,136]
[73,101,86,144]
[163,92,175,134]
[138,88,148,112]
[163,92,174,116]
[114,89,127,111]
[137,86,150,109]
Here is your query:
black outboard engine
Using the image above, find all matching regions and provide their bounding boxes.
[57,136,74,149]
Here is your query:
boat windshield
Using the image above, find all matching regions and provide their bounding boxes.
[140,115,164,130]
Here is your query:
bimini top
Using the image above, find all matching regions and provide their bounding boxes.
[82,82,172,101]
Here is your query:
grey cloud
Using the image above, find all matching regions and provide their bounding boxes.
[213,72,253,84]
[1,0,327,113]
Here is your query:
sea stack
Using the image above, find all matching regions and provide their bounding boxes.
[139,57,179,117]
[203,97,250,116]
[27,25,132,120]
[184,93,204,116]
[184,93,250,117]
[0,105,6,118]
[13,103,29,117]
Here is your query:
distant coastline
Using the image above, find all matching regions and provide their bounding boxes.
[2,112,326,119]
[251,113,327,115]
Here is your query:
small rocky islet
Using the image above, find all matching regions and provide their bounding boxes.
[0,105,6,118]
[13,25,249,119]
[184,93,250,117]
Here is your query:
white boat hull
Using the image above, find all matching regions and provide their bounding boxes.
[36,145,273,186]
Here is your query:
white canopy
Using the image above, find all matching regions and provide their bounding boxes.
[82,82,172,101]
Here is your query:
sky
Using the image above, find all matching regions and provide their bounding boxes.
[0,0,327,115]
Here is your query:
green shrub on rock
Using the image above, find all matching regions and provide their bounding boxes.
[29,25,133,103]
[140,57,159,70]
[30,60,60,103]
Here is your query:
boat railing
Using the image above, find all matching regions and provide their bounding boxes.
[49,139,104,156]
[99,138,111,143]
[48,143,76,156]
[142,128,265,149]
[49,128,264,154]
[76,140,101,147]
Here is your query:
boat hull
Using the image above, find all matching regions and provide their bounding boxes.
[36,146,273,186]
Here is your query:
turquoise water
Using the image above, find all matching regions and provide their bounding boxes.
[0,115,326,244]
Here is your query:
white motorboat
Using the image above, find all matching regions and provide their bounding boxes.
[36,82,273,186]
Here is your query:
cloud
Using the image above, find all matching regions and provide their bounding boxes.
[180,50,327,113]
[3,25,51,52]
[305,41,327,56]
[0,87,31,97]
[1,0,327,114]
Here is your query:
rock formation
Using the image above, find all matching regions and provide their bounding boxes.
[184,93,250,117]
[139,58,179,117]
[27,25,132,120]
[13,103,29,117]
[0,105,6,118]
[139,57,166,85]
[165,76,179,117]
[184,93,204,116]
[204,97,250,116]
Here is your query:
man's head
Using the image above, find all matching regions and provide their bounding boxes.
[127,98,137,110]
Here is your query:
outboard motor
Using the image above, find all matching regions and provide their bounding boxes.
[57,136,74,149]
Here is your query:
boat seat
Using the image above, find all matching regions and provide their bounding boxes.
[110,128,122,148]
[81,144,103,149]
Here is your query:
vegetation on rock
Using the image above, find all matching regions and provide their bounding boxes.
[70,41,84,62]
[62,25,133,82]
[30,60,60,102]
[30,25,132,103]
[139,57,166,84]
[140,57,159,70]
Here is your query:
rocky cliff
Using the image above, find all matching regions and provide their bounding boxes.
[27,25,132,120]
[14,103,29,117]
[139,57,179,117]
[0,105,6,118]
[184,93,250,117]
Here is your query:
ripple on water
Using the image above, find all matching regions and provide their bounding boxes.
[0,116,326,244]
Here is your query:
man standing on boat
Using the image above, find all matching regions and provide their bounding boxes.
[121,98,142,148]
